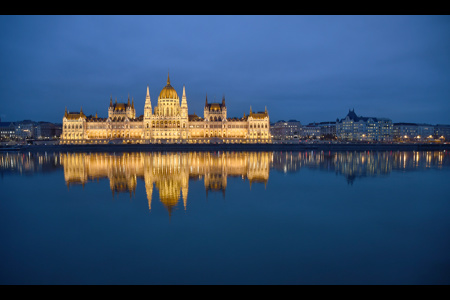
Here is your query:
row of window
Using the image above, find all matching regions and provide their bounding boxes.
[64,124,82,129]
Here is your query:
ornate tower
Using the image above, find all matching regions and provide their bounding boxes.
[204,94,209,121]
[221,94,227,120]
[181,85,188,140]
[144,85,153,141]
[126,94,136,119]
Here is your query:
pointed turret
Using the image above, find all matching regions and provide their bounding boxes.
[110,95,113,107]
[144,85,152,119]
[145,85,152,105]
[181,85,187,108]
[205,94,208,107]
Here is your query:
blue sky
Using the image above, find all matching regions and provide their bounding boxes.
[1,15,449,124]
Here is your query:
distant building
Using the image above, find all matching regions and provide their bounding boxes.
[417,124,435,141]
[336,109,393,141]
[393,123,418,141]
[435,124,450,141]
[14,120,36,139]
[393,123,437,142]
[302,122,321,138]
[318,121,336,139]
[270,120,301,140]
[0,122,15,140]
[35,122,62,139]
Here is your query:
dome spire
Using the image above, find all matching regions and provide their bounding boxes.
[167,70,170,85]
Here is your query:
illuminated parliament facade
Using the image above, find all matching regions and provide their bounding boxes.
[61,74,271,144]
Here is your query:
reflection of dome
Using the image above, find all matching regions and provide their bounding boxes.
[159,73,178,99]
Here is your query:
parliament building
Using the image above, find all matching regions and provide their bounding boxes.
[61,74,271,144]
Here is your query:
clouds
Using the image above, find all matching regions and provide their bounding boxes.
[0,15,449,124]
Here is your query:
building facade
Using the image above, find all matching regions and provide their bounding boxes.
[393,123,440,142]
[35,122,62,139]
[0,122,15,140]
[336,109,393,141]
[302,122,321,138]
[435,124,450,141]
[270,120,302,140]
[61,74,271,144]
[317,121,336,139]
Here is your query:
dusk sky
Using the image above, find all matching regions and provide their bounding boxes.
[1,15,449,125]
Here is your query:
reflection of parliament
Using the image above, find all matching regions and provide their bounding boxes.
[61,152,271,214]
[61,73,271,144]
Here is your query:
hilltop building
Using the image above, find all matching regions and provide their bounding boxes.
[61,73,271,144]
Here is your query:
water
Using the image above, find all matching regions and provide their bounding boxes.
[1,150,449,285]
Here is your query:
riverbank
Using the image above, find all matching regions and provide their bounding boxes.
[3,142,449,153]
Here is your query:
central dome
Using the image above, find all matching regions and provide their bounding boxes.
[159,73,178,99]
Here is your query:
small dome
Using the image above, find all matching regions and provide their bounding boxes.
[159,73,178,99]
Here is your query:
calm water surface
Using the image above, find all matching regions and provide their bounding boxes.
[1,150,449,284]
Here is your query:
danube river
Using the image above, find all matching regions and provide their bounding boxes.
[1,150,449,284]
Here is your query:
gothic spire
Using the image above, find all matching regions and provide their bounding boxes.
[145,85,151,104]
[181,84,187,108]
